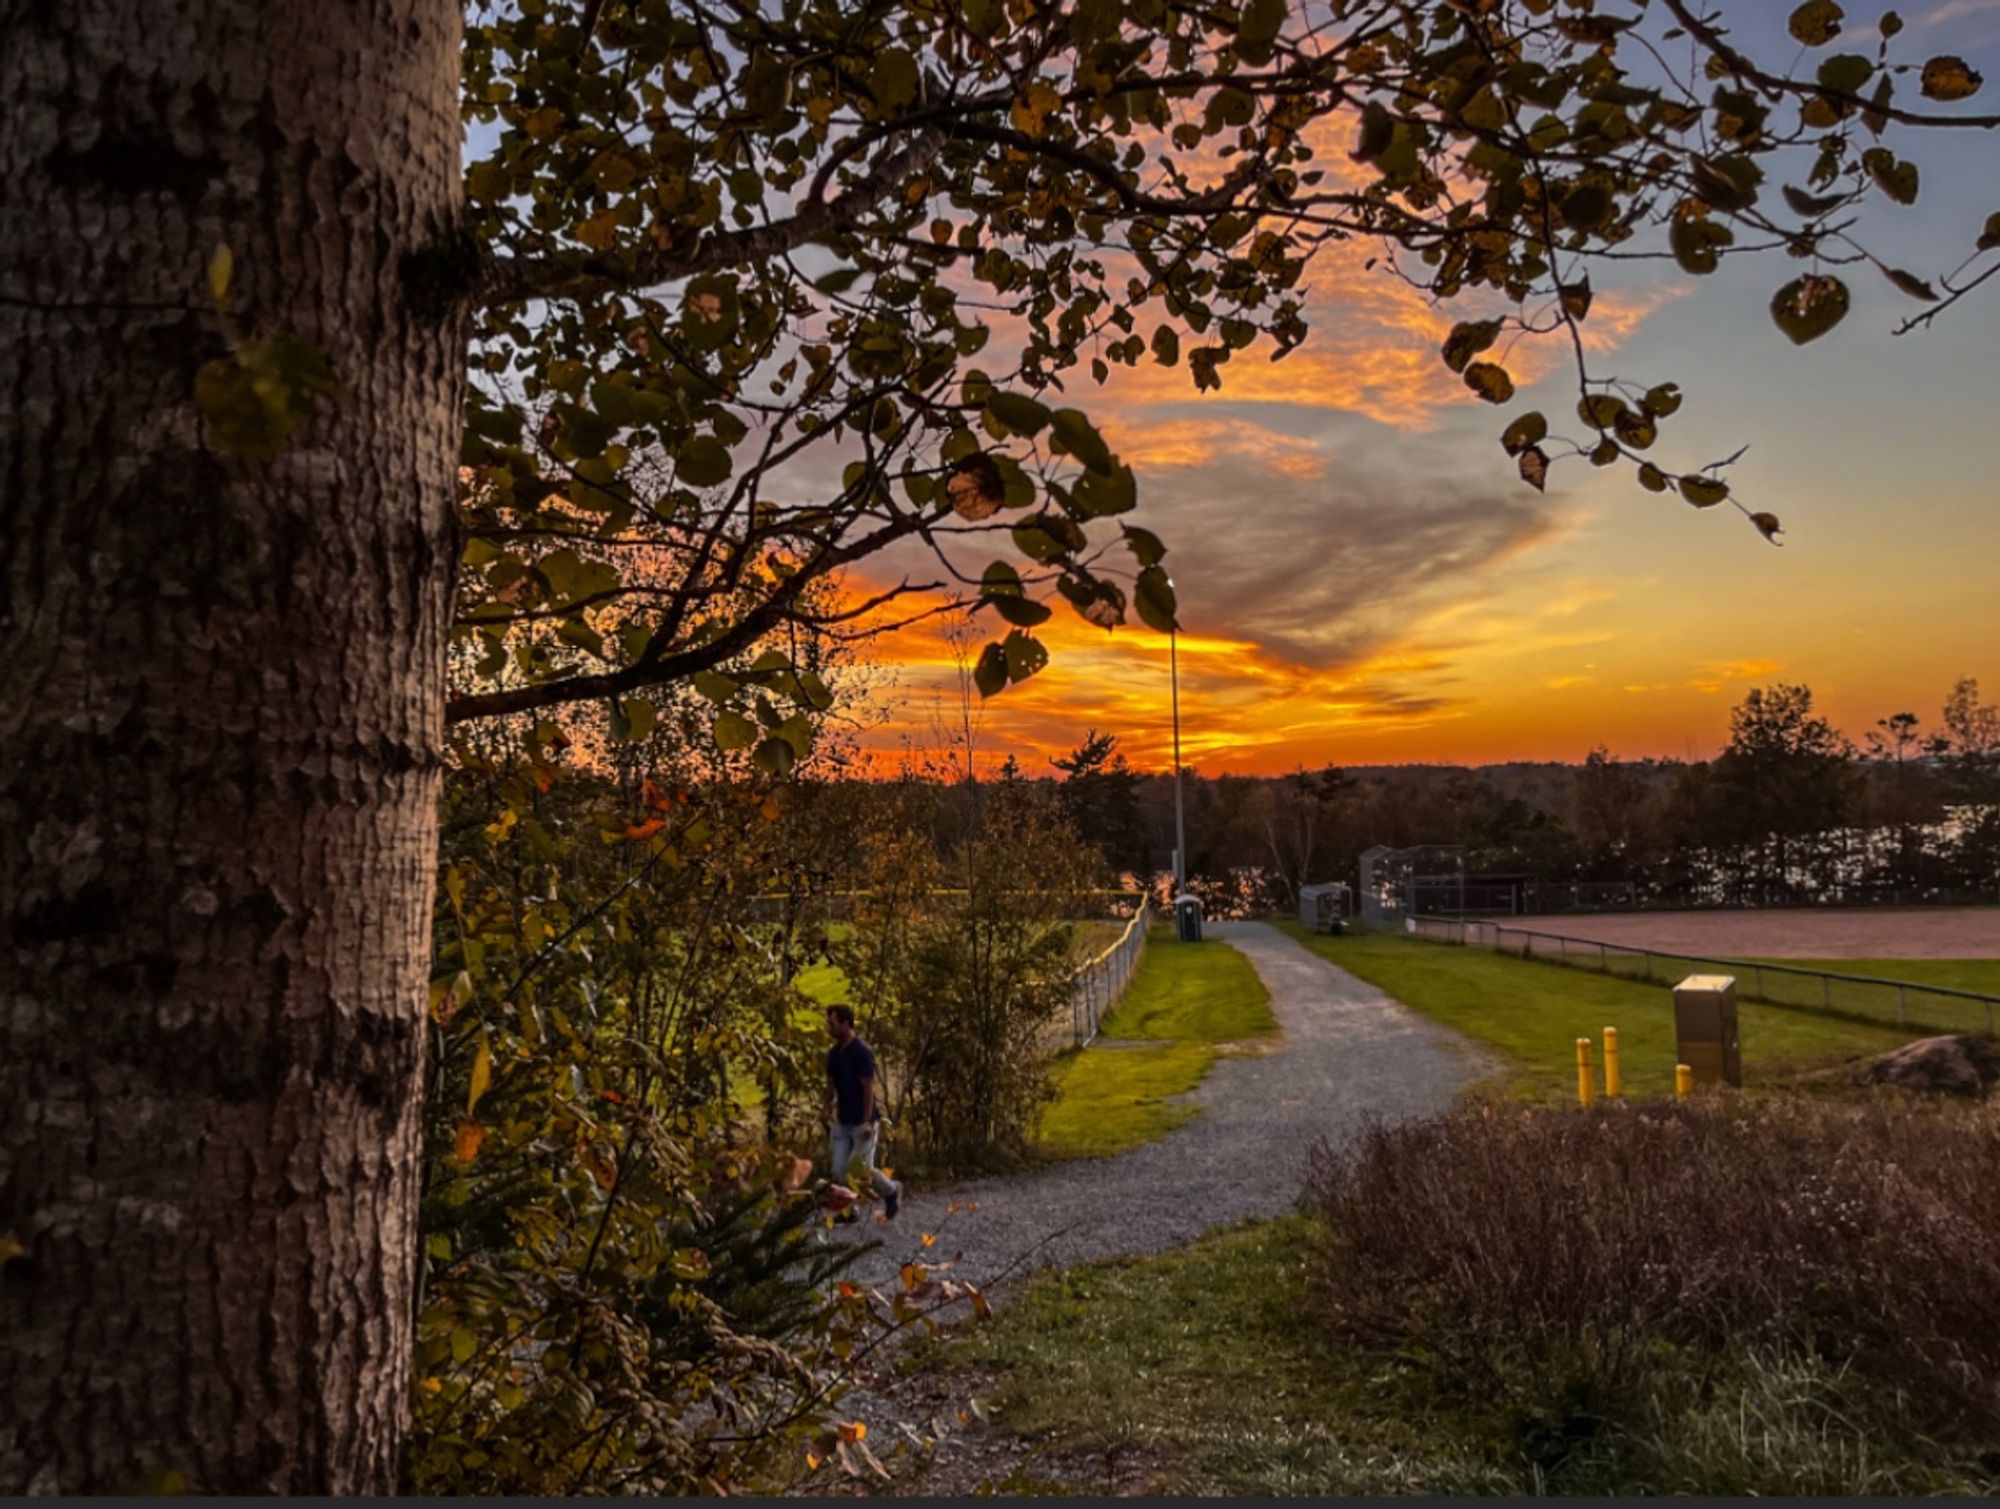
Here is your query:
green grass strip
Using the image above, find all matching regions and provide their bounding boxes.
[1037,931,1278,1159]
[1276,922,1912,1102]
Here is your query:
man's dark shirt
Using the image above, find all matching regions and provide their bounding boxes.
[826,1037,880,1126]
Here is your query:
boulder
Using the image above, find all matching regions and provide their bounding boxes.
[1854,1034,2000,1098]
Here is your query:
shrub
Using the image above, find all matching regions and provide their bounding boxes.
[838,779,1103,1168]
[407,747,875,1494]
[1305,1097,2000,1437]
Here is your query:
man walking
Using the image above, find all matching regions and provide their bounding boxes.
[823,1005,901,1221]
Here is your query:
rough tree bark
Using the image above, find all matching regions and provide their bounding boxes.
[1,1,463,1492]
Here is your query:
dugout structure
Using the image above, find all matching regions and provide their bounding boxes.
[1359,845,1466,930]
[1298,882,1353,932]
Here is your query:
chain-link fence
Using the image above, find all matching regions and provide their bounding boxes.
[1411,915,2000,1036]
[1066,897,1152,1048]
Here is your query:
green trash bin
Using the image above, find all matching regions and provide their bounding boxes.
[1174,894,1203,942]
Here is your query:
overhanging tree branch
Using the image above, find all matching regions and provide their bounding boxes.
[476,128,947,307]
[444,511,934,723]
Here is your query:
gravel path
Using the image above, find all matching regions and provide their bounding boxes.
[831,921,1486,1291]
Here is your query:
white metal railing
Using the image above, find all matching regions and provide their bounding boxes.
[1066,897,1152,1048]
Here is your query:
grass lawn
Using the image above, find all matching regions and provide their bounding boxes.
[1276,922,1913,1102]
[913,1217,1455,1495]
[1036,931,1277,1159]
[1769,957,2000,995]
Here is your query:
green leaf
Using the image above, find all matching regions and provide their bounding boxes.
[1770,274,1850,344]
[1518,446,1549,492]
[1071,464,1137,517]
[677,436,733,487]
[774,713,815,759]
[1641,384,1683,418]
[1787,1,1843,46]
[1881,266,1939,301]
[1123,525,1167,567]
[1441,319,1501,375]
[1862,148,1919,205]
[1670,212,1734,274]
[693,671,737,703]
[1013,513,1083,562]
[973,642,1008,698]
[991,594,1052,628]
[875,48,920,108]
[1463,362,1514,404]
[1002,629,1049,683]
[1501,411,1547,456]
[1613,409,1658,450]
[1979,213,2000,252]
[1782,184,1848,218]
[1558,184,1613,232]
[752,737,797,777]
[1239,0,1287,50]
[1679,474,1731,507]
[714,711,759,751]
[982,560,1025,596]
[1049,408,1114,472]
[1134,566,1177,633]
[798,672,835,711]
[1638,463,1670,493]
[1578,394,1628,430]
[986,391,1052,436]
[616,697,657,740]
[680,274,741,352]
[1816,53,1873,94]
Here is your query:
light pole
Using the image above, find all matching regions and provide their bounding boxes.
[1170,623,1185,896]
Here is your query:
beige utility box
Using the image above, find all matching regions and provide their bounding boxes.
[1673,974,1741,1087]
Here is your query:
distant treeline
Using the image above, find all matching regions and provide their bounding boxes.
[893,679,2000,915]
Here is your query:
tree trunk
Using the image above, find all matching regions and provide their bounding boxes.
[1,1,463,1492]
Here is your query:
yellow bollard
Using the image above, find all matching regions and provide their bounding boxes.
[1603,1027,1620,1098]
[1576,1037,1595,1107]
[1675,1063,1694,1100]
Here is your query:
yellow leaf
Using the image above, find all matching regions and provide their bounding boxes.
[1011,81,1061,136]
[454,1117,486,1164]
[576,209,619,252]
[837,1420,867,1443]
[421,1375,443,1395]
[467,1039,493,1114]
[921,1232,937,1248]
[208,244,233,305]
[805,1452,821,1471]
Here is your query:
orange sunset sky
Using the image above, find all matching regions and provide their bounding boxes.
[842,4,2000,778]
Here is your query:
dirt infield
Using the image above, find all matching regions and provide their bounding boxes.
[1507,907,2000,960]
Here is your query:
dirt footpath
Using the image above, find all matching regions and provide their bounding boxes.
[833,920,1486,1294]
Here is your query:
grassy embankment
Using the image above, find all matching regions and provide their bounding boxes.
[1274,921,1921,1101]
[913,1096,2000,1495]
[1036,928,1277,1159]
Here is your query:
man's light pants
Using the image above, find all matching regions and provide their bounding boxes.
[830,1121,898,1200]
